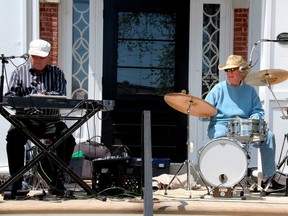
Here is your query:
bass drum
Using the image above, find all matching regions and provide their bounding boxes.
[198,138,248,188]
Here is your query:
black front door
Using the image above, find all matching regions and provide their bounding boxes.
[102,0,190,162]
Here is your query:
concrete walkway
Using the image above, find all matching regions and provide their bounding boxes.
[0,186,288,215]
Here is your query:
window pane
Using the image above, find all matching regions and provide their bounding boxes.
[202,4,220,99]
[117,68,174,95]
[118,40,175,68]
[72,0,89,99]
[118,12,176,40]
[117,11,176,96]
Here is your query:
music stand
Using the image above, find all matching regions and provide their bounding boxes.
[163,93,216,197]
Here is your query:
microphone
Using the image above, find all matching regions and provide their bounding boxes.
[239,65,251,72]
[21,53,29,60]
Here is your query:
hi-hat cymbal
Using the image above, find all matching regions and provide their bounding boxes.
[164,93,217,118]
[244,69,288,86]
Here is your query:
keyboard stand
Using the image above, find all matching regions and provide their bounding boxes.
[0,104,105,199]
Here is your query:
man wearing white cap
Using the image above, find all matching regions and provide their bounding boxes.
[204,55,284,193]
[5,39,76,198]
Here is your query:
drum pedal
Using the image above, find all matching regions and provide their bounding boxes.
[213,187,232,198]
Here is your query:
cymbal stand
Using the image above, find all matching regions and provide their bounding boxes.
[266,82,288,119]
[261,133,288,196]
[260,79,288,196]
[164,101,209,198]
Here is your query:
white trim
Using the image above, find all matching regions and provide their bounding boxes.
[189,0,203,162]
[32,0,40,40]
[88,0,103,100]
[189,0,202,99]
[58,0,104,142]
[189,0,234,163]
[22,1,28,51]
[88,0,104,140]
[34,0,40,39]
[259,0,273,123]
[231,0,250,9]
[58,0,73,97]
[23,0,39,48]
[218,0,234,81]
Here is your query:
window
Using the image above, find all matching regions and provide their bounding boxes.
[117,12,176,96]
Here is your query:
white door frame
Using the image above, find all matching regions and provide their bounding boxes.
[189,0,233,164]
[58,0,104,143]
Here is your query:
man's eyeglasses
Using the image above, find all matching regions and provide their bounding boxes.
[224,68,239,72]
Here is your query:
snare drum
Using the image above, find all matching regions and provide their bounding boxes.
[227,119,267,143]
[198,138,247,188]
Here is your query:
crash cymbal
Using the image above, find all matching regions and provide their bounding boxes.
[245,69,288,86]
[164,93,217,118]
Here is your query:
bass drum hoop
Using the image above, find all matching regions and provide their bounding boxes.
[198,138,247,188]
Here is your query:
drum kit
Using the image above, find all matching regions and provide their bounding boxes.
[164,68,288,198]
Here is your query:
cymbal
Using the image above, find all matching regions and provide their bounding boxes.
[244,69,288,86]
[274,104,288,110]
[164,93,217,118]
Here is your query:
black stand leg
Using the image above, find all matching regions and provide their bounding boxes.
[0,106,106,201]
[164,141,209,197]
[164,112,210,197]
[261,133,288,196]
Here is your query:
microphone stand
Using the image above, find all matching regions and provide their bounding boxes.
[163,100,209,198]
[247,39,288,118]
[246,38,288,71]
[0,54,9,103]
[0,54,28,103]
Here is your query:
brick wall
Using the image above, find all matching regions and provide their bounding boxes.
[40,3,59,65]
[233,9,249,60]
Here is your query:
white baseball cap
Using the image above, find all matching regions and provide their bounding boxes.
[28,39,51,57]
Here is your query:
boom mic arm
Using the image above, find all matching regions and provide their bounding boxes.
[0,53,29,60]
[246,37,288,71]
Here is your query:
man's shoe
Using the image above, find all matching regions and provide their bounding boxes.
[48,183,74,198]
[3,187,30,200]
[16,188,30,196]
[48,177,67,196]
[261,179,286,190]
[270,180,286,190]
[48,186,66,196]
[48,187,74,198]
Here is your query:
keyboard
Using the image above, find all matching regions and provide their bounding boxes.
[1,96,114,111]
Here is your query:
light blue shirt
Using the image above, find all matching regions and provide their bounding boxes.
[205,80,264,139]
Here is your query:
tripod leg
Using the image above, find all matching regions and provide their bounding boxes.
[187,160,211,194]
[164,162,185,195]
[261,133,288,196]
